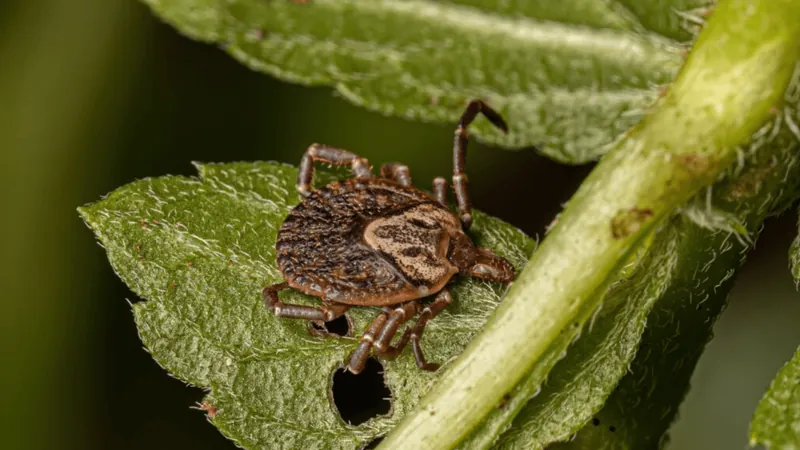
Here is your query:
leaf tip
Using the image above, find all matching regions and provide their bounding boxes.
[76,203,98,228]
[191,160,208,176]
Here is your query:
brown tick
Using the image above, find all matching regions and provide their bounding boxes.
[263,100,516,374]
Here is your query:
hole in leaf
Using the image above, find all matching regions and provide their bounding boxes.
[331,358,391,425]
[310,315,352,337]
[324,315,351,336]
[361,436,384,449]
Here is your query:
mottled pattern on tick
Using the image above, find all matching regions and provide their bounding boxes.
[276,178,462,306]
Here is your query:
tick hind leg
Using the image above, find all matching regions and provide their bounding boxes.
[263,283,350,322]
[347,290,453,373]
[380,163,412,186]
[297,144,373,196]
[347,310,390,374]
[452,100,508,229]
[347,302,420,374]
[433,177,448,206]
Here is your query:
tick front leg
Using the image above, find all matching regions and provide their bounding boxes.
[452,100,508,229]
[409,288,453,371]
[297,144,373,196]
[262,283,350,321]
[380,163,412,187]
[467,248,516,284]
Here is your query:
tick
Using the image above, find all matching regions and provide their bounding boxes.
[263,100,516,374]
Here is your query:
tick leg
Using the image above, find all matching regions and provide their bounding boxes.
[347,312,389,374]
[262,283,350,321]
[297,144,373,196]
[433,177,448,207]
[380,163,412,186]
[409,288,453,371]
[374,301,420,360]
[468,248,516,284]
[377,328,413,361]
[452,100,508,229]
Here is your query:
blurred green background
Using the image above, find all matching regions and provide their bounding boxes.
[1,1,798,449]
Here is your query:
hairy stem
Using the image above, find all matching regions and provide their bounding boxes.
[379,1,800,448]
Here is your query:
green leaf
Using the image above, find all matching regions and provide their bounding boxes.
[78,161,534,450]
[455,95,800,449]
[138,0,703,164]
[750,196,800,450]
[534,91,800,450]
[750,347,800,450]
[456,223,670,450]
[792,214,800,286]
[380,2,800,448]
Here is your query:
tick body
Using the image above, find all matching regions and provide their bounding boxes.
[263,100,515,374]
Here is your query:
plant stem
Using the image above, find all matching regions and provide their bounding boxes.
[378,1,800,448]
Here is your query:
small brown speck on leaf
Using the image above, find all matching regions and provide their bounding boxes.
[610,207,653,239]
[677,152,710,175]
[726,165,772,201]
[545,215,560,234]
[498,393,512,410]
[187,261,194,267]
[198,401,218,418]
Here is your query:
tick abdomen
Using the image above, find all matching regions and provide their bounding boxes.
[276,178,460,305]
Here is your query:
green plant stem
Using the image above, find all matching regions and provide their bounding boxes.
[378,1,800,449]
